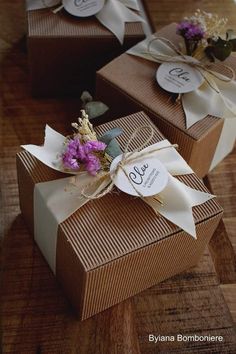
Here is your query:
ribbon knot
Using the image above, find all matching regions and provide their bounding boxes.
[127,33,236,130]
[146,37,235,92]
[22,121,215,265]
[80,125,177,204]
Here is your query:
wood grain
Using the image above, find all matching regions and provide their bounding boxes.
[144,0,236,29]
[220,284,236,324]
[1,0,236,353]
[2,220,236,353]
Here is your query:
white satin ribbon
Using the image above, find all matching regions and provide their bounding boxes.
[127,36,236,126]
[127,35,236,169]
[26,0,146,44]
[34,173,111,272]
[22,126,214,272]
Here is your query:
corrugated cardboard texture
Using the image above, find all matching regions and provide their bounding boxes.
[17,111,223,319]
[95,23,236,177]
[27,4,152,97]
[28,8,144,37]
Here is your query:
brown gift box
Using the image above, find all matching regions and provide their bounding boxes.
[96,23,236,177]
[27,1,154,97]
[17,111,223,320]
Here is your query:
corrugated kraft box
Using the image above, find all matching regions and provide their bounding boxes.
[96,23,236,178]
[17,111,223,320]
[27,1,154,97]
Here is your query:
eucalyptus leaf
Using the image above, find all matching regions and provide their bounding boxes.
[84,101,109,119]
[80,91,93,104]
[99,127,123,145]
[104,139,122,159]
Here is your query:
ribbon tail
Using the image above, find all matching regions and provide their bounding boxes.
[96,0,144,44]
[26,0,61,10]
[183,71,236,128]
[210,118,236,170]
[183,94,208,129]
[216,78,236,117]
[143,175,214,238]
[140,140,193,176]
[21,125,67,173]
[119,0,140,10]
[182,78,225,129]
[206,75,236,169]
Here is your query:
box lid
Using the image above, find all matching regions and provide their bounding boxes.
[18,111,222,271]
[97,24,236,141]
[27,7,145,38]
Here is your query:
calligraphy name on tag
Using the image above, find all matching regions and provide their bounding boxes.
[63,0,104,17]
[110,151,169,197]
[156,56,204,93]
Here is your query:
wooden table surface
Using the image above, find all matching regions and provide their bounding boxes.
[1,1,236,353]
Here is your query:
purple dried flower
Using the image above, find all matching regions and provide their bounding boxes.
[62,139,81,170]
[176,20,205,55]
[62,138,106,174]
[177,21,205,41]
[85,154,101,176]
[83,140,107,154]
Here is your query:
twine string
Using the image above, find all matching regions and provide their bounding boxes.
[146,36,235,92]
[52,4,64,14]
[81,126,178,202]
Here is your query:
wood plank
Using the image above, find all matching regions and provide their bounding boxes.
[2,218,236,353]
[224,218,236,255]
[221,284,236,324]
[1,216,140,354]
[143,0,236,29]
[1,0,236,352]
[208,219,236,284]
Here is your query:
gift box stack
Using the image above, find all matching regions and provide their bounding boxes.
[26,0,154,96]
[17,3,236,319]
[96,22,236,177]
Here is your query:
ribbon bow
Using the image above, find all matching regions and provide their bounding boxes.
[22,125,214,263]
[26,0,145,44]
[127,34,236,128]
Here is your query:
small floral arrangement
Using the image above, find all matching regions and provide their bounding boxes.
[61,110,122,175]
[176,9,236,61]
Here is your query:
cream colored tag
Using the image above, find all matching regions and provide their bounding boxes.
[110,149,169,197]
[63,0,105,17]
[156,56,204,93]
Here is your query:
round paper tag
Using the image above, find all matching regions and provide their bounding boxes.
[110,152,169,197]
[63,0,105,17]
[156,56,204,93]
